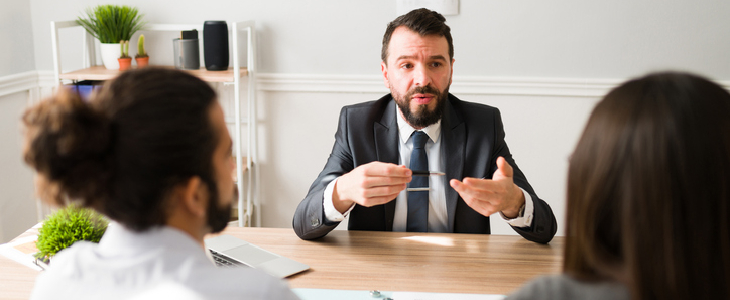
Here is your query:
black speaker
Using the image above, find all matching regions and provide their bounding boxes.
[203,21,229,71]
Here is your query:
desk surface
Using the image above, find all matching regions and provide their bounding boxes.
[0,227,563,299]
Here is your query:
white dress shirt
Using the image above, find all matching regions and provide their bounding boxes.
[323,104,534,230]
[30,222,299,300]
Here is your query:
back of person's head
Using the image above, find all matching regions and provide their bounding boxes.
[381,8,454,63]
[564,71,730,299]
[23,67,219,232]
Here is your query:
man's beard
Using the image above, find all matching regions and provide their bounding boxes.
[206,182,234,234]
[392,85,449,128]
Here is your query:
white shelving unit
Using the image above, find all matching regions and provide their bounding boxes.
[50,20,258,227]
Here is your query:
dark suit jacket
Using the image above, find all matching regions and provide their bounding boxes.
[293,94,557,243]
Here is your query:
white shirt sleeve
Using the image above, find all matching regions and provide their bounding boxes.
[499,187,534,228]
[322,177,355,222]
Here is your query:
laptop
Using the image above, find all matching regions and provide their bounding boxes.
[204,234,310,278]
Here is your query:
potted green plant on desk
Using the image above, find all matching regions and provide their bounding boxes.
[76,4,145,70]
[135,34,149,68]
[34,204,108,267]
[118,40,132,71]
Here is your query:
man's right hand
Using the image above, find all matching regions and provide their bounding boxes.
[332,162,412,213]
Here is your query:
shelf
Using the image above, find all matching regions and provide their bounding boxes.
[58,65,248,82]
[51,20,259,227]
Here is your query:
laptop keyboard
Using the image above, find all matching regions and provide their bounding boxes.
[209,249,247,268]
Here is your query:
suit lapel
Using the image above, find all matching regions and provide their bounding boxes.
[441,96,465,232]
[374,98,399,231]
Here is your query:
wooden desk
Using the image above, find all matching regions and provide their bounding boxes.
[0,227,563,299]
[228,228,564,295]
[0,226,40,300]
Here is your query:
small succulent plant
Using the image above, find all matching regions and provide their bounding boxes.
[119,40,130,58]
[136,34,147,58]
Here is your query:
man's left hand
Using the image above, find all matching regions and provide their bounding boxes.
[449,157,525,218]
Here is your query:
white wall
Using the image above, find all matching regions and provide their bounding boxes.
[0,91,38,243]
[29,0,730,78]
[8,0,730,237]
[0,0,38,243]
[1,0,36,76]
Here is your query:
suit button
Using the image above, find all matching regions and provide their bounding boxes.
[311,218,321,227]
[536,225,544,233]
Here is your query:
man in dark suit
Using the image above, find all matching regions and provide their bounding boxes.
[293,8,557,243]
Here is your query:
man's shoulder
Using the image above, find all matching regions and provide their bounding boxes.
[448,94,500,114]
[342,94,392,112]
[194,267,298,299]
[505,275,630,300]
[446,94,501,126]
[337,94,394,127]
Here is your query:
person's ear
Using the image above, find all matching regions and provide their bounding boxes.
[180,176,207,218]
[381,61,390,88]
[449,58,455,85]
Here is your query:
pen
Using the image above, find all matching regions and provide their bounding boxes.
[411,170,445,176]
[405,171,445,191]
[406,187,430,192]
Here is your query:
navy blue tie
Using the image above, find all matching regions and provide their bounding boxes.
[407,131,429,232]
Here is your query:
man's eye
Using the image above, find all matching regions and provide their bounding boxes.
[431,62,442,68]
[400,63,412,69]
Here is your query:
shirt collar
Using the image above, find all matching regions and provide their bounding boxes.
[395,102,442,145]
[97,222,203,254]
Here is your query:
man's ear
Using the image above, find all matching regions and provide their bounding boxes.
[449,58,455,85]
[180,176,207,218]
[381,61,390,88]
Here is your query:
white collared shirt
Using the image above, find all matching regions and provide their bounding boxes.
[30,222,299,300]
[323,103,534,230]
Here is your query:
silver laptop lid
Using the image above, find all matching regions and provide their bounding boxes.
[205,234,310,278]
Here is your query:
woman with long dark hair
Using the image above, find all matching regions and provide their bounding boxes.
[507,72,730,300]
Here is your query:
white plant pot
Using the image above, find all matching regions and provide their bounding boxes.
[100,43,121,70]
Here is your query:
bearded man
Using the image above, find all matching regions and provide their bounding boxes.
[293,8,557,244]
[24,68,298,299]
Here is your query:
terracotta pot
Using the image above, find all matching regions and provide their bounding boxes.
[118,58,132,71]
[135,56,149,68]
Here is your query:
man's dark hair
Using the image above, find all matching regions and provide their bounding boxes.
[381,8,454,64]
[564,71,730,299]
[23,67,220,231]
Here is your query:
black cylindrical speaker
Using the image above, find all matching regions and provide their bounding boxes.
[203,21,229,71]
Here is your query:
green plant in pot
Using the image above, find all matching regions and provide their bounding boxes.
[76,4,145,70]
[118,40,132,71]
[135,34,149,68]
[34,204,108,266]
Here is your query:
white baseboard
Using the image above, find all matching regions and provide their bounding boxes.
[7,70,730,99]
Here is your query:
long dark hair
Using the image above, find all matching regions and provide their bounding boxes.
[564,71,730,299]
[23,67,219,231]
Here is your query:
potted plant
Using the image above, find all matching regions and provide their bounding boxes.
[76,5,145,70]
[118,40,132,70]
[135,34,149,68]
[34,204,108,266]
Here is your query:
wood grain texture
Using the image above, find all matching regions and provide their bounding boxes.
[0,226,563,299]
[217,227,564,295]
[0,226,39,300]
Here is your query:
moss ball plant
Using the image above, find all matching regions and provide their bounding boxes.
[34,204,108,263]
